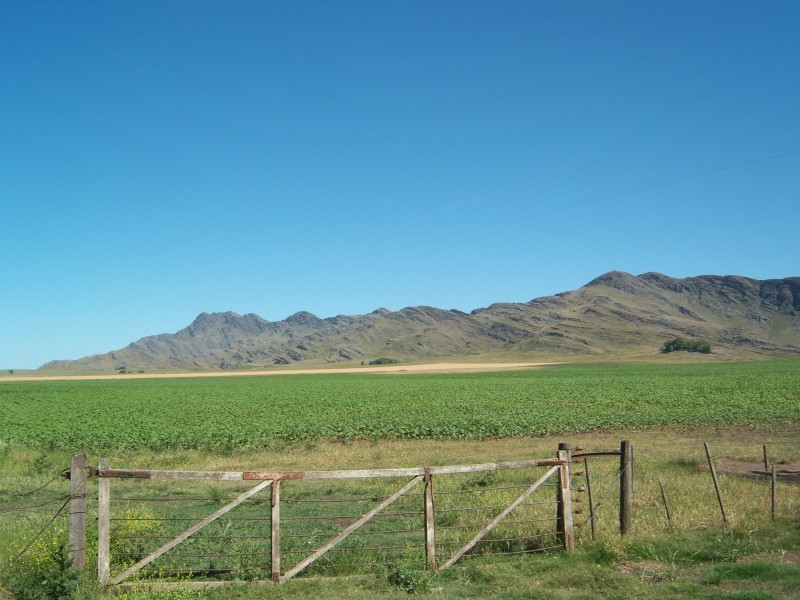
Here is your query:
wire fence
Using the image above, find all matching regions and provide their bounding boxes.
[100,460,567,586]
[1,473,72,564]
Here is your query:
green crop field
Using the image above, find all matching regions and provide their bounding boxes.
[1,361,799,599]
[1,361,798,452]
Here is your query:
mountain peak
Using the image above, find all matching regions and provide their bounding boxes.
[189,311,242,327]
[285,311,323,327]
[584,271,641,291]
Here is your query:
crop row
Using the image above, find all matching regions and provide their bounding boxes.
[0,361,798,452]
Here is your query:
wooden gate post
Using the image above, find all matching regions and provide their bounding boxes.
[98,459,111,584]
[271,480,281,583]
[69,453,88,569]
[424,468,436,571]
[620,441,633,535]
[556,444,574,550]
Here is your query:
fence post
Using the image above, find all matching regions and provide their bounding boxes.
[658,478,674,530]
[424,468,436,571]
[556,443,571,537]
[771,466,777,521]
[557,444,574,550]
[619,440,633,535]
[69,453,88,569]
[704,442,728,527]
[271,480,281,583]
[98,459,110,584]
[584,457,596,540]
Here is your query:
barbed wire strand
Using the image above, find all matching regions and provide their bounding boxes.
[576,461,628,531]
[1,495,71,514]
[0,472,65,499]
[8,495,70,564]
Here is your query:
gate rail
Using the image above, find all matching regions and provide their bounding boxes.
[95,455,572,588]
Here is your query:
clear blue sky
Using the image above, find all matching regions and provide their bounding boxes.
[2,1,799,370]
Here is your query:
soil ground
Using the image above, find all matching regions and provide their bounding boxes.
[0,362,559,382]
[715,459,800,483]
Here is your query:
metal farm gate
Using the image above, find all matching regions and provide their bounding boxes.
[94,451,574,589]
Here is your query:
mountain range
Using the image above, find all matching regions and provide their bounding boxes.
[40,271,800,372]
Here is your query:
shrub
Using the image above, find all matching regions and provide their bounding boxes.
[387,567,435,593]
[660,337,711,354]
[369,357,401,365]
[1,527,79,600]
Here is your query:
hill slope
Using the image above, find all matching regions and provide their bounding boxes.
[40,271,800,372]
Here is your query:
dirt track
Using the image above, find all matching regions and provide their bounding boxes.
[2,362,560,382]
[715,459,800,483]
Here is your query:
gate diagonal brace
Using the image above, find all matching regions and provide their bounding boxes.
[438,465,560,571]
[110,479,274,586]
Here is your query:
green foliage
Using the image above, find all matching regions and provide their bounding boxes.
[116,585,208,600]
[369,357,401,365]
[387,567,437,593]
[110,505,163,568]
[32,453,52,475]
[0,527,80,600]
[661,336,712,354]
[0,362,798,452]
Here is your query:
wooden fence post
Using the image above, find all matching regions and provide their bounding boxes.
[69,453,88,569]
[658,478,674,530]
[556,443,571,540]
[424,468,436,571]
[557,445,574,550]
[271,480,281,583]
[98,459,110,584]
[619,441,633,535]
[771,466,777,521]
[704,442,728,527]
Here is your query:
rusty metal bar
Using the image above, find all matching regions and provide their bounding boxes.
[571,452,622,459]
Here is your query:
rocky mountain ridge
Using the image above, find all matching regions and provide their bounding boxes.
[40,271,800,372]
